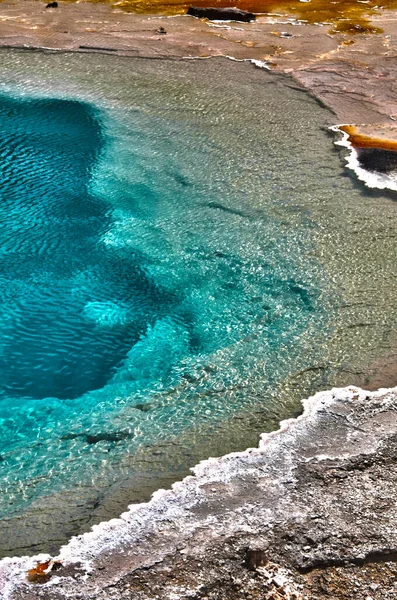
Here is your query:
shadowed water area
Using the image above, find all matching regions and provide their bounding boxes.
[0,51,397,558]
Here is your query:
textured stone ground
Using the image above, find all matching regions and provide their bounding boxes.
[2,386,397,599]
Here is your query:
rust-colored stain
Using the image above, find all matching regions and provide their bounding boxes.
[340,125,397,152]
[27,561,52,583]
[27,560,62,584]
[329,18,382,35]
[78,0,397,34]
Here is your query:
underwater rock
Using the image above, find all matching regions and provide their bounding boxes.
[187,7,256,22]
[133,402,155,412]
[61,430,130,444]
[45,2,58,7]
[85,431,130,445]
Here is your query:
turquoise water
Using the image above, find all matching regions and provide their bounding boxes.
[0,96,182,401]
[0,89,324,511]
[3,51,397,557]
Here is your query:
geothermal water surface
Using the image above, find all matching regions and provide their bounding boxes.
[1,51,397,558]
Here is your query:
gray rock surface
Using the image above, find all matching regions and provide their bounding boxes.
[2,386,397,599]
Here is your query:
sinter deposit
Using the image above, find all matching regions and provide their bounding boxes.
[1,385,397,599]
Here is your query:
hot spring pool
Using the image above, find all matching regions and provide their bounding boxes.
[0,50,397,557]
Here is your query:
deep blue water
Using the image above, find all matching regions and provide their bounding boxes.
[0,97,177,400]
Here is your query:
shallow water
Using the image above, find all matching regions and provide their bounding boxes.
[0,51,396,557]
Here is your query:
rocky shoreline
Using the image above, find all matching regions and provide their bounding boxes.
[2,385,397,599]
[1,0,397,124]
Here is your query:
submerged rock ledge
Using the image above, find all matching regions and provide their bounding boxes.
[2,385,397,599]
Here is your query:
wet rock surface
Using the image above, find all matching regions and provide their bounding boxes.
[2,386,397,599]
[186,7,256,22]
